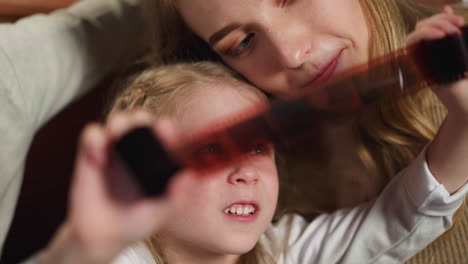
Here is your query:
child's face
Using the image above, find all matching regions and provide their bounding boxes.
[159,84,278,258]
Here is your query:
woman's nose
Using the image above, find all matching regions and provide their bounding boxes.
[270,31,312,69]
[227,161,259,185]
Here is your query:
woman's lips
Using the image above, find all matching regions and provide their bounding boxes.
[302,49,343,89]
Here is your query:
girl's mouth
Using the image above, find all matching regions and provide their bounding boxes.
[223,202,259,222]
[224,204,256,215]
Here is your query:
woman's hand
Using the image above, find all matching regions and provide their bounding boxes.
[40,111,192,264]
[407,6,468,194]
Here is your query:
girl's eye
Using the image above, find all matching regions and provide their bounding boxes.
[198,143,224,155]
[249,143,272,155]
[194,142,228,165]
[232,33,255,57]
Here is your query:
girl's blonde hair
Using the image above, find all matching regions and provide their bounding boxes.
[109,61,266,117]
[108,61,276,264]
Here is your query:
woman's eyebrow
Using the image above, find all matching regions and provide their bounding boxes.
[209,23,241,46]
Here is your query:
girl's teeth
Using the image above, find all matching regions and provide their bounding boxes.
[224,205,256,215]
[243,207,249,214]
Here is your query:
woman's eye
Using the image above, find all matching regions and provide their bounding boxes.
[232,33,255,57]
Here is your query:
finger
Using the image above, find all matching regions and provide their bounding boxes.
[152,116,182,151]
[70,124,115,232]
[407,27,446,46]
[72,124,110,197]
[106,110,155,141]
[441,5,464,26]
[443,5,454,15]
[419,19,461,35]
[416,13,464,30]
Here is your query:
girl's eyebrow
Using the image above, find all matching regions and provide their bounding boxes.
[209,23,241,46]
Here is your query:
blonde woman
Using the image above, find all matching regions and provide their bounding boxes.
[32,60,467,264]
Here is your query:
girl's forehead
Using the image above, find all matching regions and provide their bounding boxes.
[178,84,267,134]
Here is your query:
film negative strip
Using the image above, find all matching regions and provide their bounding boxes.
[116,26,468,197]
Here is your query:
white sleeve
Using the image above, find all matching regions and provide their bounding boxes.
[0,0,145,256]
[270,148,467,264]
[0,0,145,130]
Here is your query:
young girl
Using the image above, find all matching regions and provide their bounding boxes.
[34,56,467,264]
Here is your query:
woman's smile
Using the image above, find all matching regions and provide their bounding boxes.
[300,48,344,90]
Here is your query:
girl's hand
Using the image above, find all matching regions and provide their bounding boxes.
[41,111,193,264]
[406,7,468,195]
[407,6,464,46]
[407,6,468,118]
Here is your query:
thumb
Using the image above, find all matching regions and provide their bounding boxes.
[152,116,182,151]
[70,124,110,212]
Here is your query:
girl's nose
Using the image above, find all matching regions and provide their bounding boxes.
[227,162,259,185]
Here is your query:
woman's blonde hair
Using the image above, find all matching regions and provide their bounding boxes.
[143,0,220,64]
[108,61,277,263]
[353,0,441,187]
[354,0,466,187]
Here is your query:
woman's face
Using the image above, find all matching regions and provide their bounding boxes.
[160,83,278,260]
[176,0,370,97]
